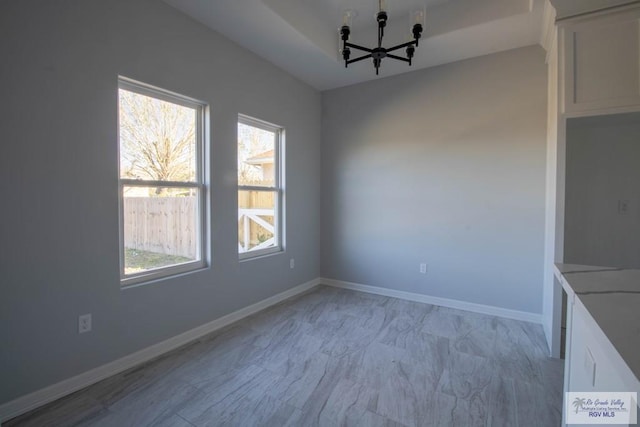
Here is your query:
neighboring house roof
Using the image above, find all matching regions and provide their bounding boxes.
[245,149,274,165]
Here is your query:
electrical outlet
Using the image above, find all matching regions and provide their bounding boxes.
[290,258,295,269]
[78,313,92,334]
[419,263,427,274]
[618,200,630,215]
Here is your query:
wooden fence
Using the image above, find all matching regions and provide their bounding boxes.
[123,197,197,258]
[238,191,275,252]
[124,191,275,257]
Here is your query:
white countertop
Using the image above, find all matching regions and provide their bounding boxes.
[555,263,640,384]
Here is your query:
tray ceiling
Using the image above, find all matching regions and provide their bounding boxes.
[163,0,547,90]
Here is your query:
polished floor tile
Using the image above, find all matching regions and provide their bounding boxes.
[5,285,563,427]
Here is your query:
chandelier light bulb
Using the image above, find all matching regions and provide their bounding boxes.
[342,10,354,27]
[411,9,425,26]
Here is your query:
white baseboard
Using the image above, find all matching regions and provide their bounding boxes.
[321,278,542,324]
[1,276,543,423]
[0,278,321,424]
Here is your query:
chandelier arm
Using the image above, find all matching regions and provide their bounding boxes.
[386,40,417,53]
[386,53,410,63]
[347,53,373,64]
[344,42,373,53]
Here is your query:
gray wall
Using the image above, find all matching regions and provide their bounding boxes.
[0,0,321,404]
[321,46,548,314]
[564,113,640,268]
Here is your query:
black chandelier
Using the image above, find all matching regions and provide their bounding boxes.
[340,1,424,75]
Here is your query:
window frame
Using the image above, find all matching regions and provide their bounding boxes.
[237,114,284,260]
[118,77,208,286]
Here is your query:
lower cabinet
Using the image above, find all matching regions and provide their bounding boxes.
[562,294,639,426]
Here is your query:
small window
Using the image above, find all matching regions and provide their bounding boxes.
[238,115,284,259]
[118,78,206,285]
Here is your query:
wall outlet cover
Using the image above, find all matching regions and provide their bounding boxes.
[618,200,630,215]
[79,314,92,334]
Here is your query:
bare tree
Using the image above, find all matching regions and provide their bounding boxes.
[119,89,195,183]
[238,123,273,185]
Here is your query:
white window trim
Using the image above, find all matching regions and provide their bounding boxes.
[118,77,208,286]
[238,115,284,260]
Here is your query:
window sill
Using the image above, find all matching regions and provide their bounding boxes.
[239,247,284,262]
[121,261,208,289]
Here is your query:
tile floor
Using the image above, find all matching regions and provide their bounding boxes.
[5,285,563,427]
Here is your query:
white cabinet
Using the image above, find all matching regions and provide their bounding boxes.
[566,300,631,393]
[563,298,639,426]
[558,273,640,427]
[560,6,640,113]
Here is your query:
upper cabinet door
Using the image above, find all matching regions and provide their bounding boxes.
[561,6,640,113]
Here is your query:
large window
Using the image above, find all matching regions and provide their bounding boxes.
[238,115,283,259]
[118,78,206,285]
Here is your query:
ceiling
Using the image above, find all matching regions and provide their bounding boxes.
[163,0,548,90]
